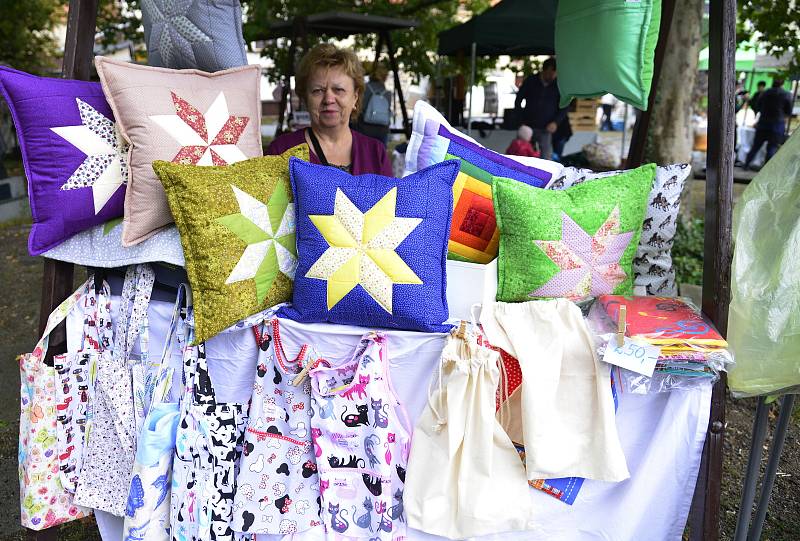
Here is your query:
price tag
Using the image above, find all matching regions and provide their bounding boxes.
[603,336,660,377]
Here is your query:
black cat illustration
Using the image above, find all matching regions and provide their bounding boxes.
[328,454,366,469]
[341,404,369,427]
[362,473,383,496]
[396,464,406,483]
[641,217,653,231]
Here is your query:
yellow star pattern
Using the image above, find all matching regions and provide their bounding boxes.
[306,187,423,312]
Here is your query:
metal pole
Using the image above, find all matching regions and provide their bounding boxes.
[733,397,770,541]
[467,41,476,136]
[620,104,629,165]
[748,394,796,541]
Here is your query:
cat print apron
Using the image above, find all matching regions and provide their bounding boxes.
[308,332,410,540]
[170,319,248,541]
[232,318,322,536]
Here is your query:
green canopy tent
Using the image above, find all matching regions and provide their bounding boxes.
[698,44,758,71]
[436,0,558,135]
[437,0,557,57]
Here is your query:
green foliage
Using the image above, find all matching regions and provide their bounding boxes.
[737,0,800,77]
[96,0,144,58]
[672,217,705,286]
[240,0,495,84]
[0,0,65,74]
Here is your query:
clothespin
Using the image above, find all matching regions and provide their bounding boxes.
[616,305,627,347]
[455,320,467,340]
[292,364,312,387]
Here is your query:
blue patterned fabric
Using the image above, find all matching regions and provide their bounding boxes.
[141,0,247,72]
[281,158,459,332]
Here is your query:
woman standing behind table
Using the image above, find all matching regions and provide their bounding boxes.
[267,44,392,176]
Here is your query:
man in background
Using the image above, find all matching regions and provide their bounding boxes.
[749,80,767,113]
[743,77,793,169]
[514,57,567,160]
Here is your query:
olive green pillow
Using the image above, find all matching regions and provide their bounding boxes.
[153,144,309,342]
[493,163,655,302]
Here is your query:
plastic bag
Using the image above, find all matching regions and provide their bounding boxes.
[728,129,800,398]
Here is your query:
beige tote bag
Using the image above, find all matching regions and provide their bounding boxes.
[405,332,532,539]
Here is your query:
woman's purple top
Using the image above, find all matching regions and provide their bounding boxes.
[266,128,393,177]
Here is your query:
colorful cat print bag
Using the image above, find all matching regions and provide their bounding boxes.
[19,280,92,530]
[53,276,111,495]
[122,285,188,540]
[170,315,248,541]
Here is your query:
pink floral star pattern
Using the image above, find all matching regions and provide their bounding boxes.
[150,91,249,166]
[530,207,634,300]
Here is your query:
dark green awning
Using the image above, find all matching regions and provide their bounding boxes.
[437,0,558,57]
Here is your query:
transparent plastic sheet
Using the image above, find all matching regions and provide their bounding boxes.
[585,297,734,393]
[728,129,800,398]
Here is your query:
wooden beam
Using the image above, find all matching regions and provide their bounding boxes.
[32,0,99,536]
[625,0,676,168]
[690,0,737,539]
[383,30,411,138]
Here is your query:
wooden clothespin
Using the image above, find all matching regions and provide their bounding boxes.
[616,305,627,347]
[292,363,312,387]
[455,320,467,340]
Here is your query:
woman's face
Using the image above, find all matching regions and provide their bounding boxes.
[306,65,358,131]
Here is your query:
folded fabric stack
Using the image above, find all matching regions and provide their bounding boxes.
[598,295,733,380]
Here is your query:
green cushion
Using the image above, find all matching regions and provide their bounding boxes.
[555,0,661,109]
[493,163,655,302]
[153,144,309,342]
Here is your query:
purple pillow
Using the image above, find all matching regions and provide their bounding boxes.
[0,66,128,255]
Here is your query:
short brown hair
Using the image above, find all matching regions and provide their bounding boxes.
[295,43,365,117]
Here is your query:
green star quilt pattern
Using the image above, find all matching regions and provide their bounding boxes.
[153,144,309,342]
[493,163,655,302]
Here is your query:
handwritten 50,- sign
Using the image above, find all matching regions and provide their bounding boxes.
[603,337,660,377]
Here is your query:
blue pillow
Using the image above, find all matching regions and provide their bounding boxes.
[280,157,459,332]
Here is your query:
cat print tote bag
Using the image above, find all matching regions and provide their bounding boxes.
[19,280,92,530]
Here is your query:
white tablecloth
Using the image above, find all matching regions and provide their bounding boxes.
[737,125,767,167]
[69,298,711,541]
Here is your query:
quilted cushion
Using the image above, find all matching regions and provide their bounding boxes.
[42,220,185,268]
[555,0,662,110]
[153,145,309,343]
[282,157,459,332]
[493,164,655,302]
[0,66,128,255]
[95,56,262,246]
[403,101,560,264]
[550,163,690,296]
[141,0,247,72]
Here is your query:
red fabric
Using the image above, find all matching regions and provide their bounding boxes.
[266,128,392,176]
[505,139,540,158]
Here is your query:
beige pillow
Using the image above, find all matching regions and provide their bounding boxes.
[95,57,262,246]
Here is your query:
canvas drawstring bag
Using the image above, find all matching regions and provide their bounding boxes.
[404,330,532,539]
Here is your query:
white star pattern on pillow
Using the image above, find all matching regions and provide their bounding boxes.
[50,98,129,214]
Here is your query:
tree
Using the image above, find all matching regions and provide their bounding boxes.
[643,0,705,168]
[738,0,800,76]
[240,0,494,84]
[0,0,66,74]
